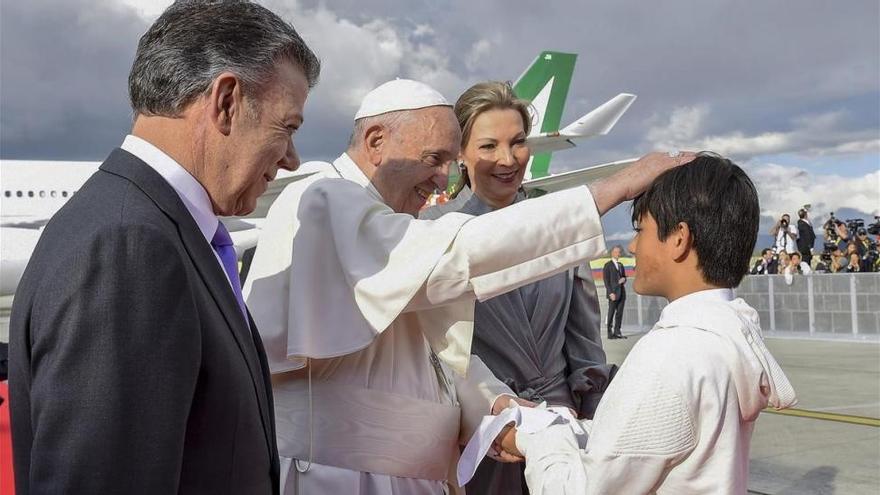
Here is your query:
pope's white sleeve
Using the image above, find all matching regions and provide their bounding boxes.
[455,355,514,443]
[407,186,607,311]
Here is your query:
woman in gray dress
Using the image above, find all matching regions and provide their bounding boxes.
[423,81,616,494]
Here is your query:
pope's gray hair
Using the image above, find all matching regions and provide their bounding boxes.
[347,111,418,150]
[128,0,320,117]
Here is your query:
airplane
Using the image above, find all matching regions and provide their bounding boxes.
[513,51,636,183]
[1,50,635,296]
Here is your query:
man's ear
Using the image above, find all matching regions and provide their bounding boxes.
[207,72,244,136]
[363,124,386,166]
[670,221,694,262]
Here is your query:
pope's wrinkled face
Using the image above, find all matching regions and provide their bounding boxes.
[372,106,461,216]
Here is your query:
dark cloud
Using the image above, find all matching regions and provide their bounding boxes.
[1,0,877,173]
[1,0,147,160]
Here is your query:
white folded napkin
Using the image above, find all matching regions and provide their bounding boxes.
[457,401,579,485]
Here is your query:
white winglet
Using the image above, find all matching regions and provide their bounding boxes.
[560,93,637,137]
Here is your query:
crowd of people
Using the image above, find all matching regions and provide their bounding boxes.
[751,207,879,280]
[5,2,798,495]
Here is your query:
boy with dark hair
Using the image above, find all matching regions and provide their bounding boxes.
[504,153,797,494]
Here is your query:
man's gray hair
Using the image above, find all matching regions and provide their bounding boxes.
[348,111,417,150]
[128,0,320,117]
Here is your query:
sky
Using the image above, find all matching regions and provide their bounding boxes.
[1,0,878,246]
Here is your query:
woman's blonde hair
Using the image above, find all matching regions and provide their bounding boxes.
[449,81,533,198]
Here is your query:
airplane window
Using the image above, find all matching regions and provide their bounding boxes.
[62,191,68,198]
[28,191,34,197]
[3,191,9,197]
[50,190,57,198]
[16,191,22,197]
[39,191,46,198]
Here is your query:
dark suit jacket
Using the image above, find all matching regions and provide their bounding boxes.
[9,150,279,494]
[602,260,626,300]
[797,219,816,254]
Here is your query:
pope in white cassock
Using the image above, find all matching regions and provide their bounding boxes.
[243,79,692,494]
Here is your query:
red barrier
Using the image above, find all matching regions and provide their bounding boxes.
[0,382,13,494]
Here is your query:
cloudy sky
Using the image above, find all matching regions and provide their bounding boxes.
[2,0,878,243]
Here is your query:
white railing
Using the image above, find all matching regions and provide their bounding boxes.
[609,273,880,341]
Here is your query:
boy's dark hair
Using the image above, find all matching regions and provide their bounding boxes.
[631,152,759,288]
[761,248,772,256]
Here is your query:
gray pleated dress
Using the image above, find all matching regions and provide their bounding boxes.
[422,189,617,495]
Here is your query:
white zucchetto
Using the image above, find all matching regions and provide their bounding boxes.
[354,79,451,120]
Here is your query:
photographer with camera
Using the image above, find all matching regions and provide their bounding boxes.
[771,213,799,256]
[751,248,778,275]
[829,246,849,273]
[853,227,878,272]
[797,208,816,266]
[783,252,813,285]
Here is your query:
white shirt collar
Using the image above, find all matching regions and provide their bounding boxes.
[121,135,218,243]
[332,153,371,187]
[655,288,736,330]
[670,288,735,306]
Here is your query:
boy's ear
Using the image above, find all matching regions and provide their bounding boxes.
[670,222,693,262]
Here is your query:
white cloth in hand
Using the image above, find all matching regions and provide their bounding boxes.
[457,401,585,486]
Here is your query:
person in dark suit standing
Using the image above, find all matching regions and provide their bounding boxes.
[603,246,628,339]
[8,2,320,494]
[796,208,816,266]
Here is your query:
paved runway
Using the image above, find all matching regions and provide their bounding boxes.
[603,333,880,495]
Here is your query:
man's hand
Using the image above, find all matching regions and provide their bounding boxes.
[619,277,626,285]
[609,293,617,301]
[588,151,697,215]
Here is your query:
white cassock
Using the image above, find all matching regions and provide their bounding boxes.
[515,289,798,495]
[243,153,607,494]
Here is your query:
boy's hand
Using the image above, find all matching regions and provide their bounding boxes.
[490,424,523,462]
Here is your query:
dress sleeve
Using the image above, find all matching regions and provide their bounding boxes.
[563,269,616,418]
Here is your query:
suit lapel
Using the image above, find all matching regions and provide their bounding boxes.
[100,149,275,456]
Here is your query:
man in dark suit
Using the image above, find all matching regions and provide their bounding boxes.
[8,2,320,493]
[603,245,628,339]
[797,208,817,266]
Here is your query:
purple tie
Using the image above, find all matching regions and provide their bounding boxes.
[211,222,249,328]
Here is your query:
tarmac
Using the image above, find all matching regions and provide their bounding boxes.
[603,332,880,495]
[2,294,879,494]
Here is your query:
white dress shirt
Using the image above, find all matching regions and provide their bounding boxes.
[120,135,233,289]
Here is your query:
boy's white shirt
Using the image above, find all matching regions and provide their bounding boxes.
[516,288,797,495]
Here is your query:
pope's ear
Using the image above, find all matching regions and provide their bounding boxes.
[363,124,386,166]
[670,221,693,261]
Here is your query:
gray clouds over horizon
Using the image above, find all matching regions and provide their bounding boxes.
[2,0,878,228]
[3,0,877,160]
